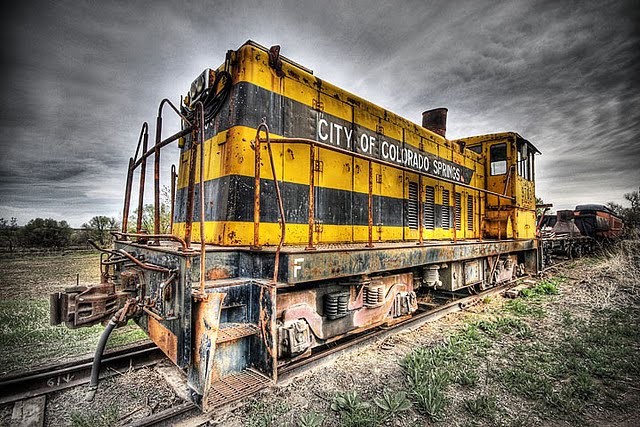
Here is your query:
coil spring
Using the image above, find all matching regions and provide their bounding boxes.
[424,266,439,284]
[364,285,384,307]
[325,292,349,319]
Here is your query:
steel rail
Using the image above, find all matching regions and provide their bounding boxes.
[126,401,199,427]
[0,342,162,405]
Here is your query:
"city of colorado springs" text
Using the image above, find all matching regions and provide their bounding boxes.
[317,117,464,182]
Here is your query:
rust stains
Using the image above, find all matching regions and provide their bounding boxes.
[147,316,178,364]
[206,267,231,280]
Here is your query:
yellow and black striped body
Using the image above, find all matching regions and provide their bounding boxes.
[173,41,488,246]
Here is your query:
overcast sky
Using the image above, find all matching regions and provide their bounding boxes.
[1,0,638,227]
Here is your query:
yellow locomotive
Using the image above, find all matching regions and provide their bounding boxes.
[51,41,540,411]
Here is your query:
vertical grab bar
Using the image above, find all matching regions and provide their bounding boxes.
[255,121,286,283]
[307,143,316,250]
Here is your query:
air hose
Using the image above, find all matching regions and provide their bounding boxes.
[85,306,126,401]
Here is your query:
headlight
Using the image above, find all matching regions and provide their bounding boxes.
[187,69,212,106]
[196,74,205,93]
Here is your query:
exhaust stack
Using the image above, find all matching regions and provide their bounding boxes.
[422,108,448,138]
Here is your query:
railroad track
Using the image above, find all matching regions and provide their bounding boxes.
[0,341,164,405]
[2,277,533,426]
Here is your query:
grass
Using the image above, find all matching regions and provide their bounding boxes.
[401,315,530,421]
[503,278,563,318]
[245,390,413,427]
[297,412,325,427]
[398,259,640,425]
[0,252,147,374]
[245,401,290,427]
[329,390,412,427]
[463,394,498,418]
[0,299,147,374]
[491,307,639,420]
[0,251,102,300]
[70,405,119,427]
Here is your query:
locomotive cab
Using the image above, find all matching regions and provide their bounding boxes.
[459,133,539,240]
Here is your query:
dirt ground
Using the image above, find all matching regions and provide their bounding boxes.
[214,242,640,426]
[1,243,638,426]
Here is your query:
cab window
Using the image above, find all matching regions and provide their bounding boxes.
[468,145,482,154]
[517,141,532,181]
[490,143,507,175]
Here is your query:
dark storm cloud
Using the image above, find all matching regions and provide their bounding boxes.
[1,0,638,226]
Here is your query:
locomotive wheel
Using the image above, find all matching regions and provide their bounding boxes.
[573,245,582,258]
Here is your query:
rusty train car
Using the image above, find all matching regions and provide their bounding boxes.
[50,41,541,411]
[539,204,624,261]
[574,204,624,239]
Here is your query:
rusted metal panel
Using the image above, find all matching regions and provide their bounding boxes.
[147,316,178,364]
[257,282,277,381]
[188,292,225,411]
[282,240,537,284]
[277,273,416,354]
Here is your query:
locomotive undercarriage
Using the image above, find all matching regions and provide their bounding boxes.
[51,238,537,411]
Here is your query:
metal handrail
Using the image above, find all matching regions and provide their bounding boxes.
[195,101,206,294]
[253,121,286,283]
[259,136,515,202]
[122,122,148,233]
[153,99,194,237]
[255,134,516,249]
[110,232,188,251]
[120,98,194,247]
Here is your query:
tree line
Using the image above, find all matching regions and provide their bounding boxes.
[0,197,172,252]
[0,216,118,252]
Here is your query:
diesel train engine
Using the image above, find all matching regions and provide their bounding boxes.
[51,41,541,411]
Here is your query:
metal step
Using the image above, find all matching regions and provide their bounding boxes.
[216,323,259,344]
[205,369,271,409]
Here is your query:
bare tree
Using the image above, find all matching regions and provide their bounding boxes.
[82,216,120,246]
[0,217,19,252]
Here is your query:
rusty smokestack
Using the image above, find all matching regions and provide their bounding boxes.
[422,108,448,138]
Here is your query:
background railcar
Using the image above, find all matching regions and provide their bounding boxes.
[538,204,624,264]
[574,204,624,239]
